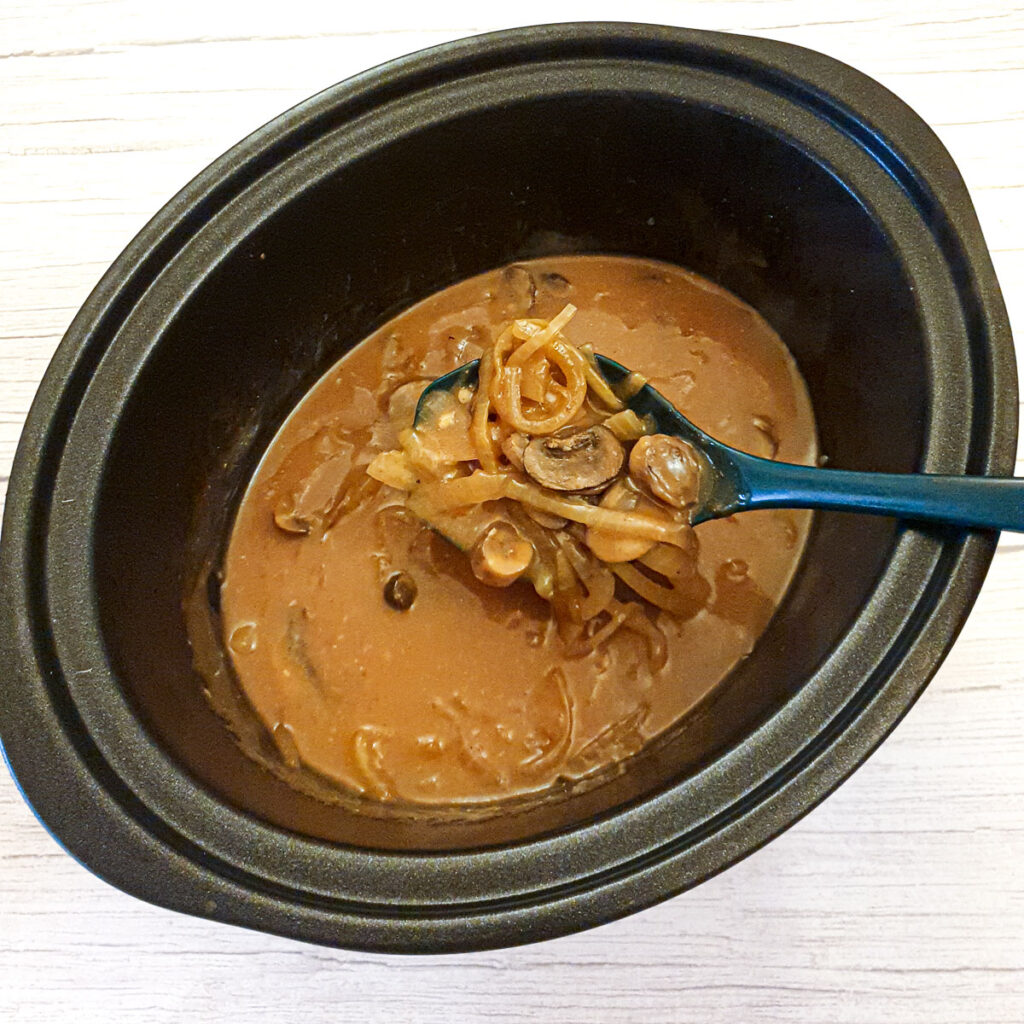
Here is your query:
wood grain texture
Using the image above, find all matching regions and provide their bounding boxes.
[1,2,1022,1021]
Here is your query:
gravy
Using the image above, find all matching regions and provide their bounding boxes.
[216,256,817,806]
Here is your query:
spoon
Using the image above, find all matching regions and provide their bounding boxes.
[417,354,1024,532]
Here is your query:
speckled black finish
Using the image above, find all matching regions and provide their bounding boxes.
[0,24,1015,952]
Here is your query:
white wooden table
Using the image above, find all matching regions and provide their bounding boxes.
[2,2,1022,1021]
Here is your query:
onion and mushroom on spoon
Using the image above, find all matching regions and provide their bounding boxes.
[368,300,1024,626]
[366,305,711,645]
[364,290,1024,673]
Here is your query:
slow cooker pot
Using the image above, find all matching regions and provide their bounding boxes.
[0,23,1015,951]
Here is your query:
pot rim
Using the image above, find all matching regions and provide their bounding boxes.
[0,22,1016,953]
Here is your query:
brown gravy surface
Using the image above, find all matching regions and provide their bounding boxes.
[217,256,817,807]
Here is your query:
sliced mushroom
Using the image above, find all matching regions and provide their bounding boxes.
[629,434,703,510]
[584,479,658,563]
[273,443,354,534]
[470,522,534,588]
[285,604,323,690]
[496,264,536,316]
[522,424,624,493]
[501,431,529,471]
[383,571,418,611]
[539,271,571,297]
[525,507,568,530]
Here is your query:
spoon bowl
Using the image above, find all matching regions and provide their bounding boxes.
[418,355,1024,532]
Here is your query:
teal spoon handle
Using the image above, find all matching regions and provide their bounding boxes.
[732,451,1024,532]
[416,356,1024,533]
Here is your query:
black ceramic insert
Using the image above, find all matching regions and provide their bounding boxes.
[0,24,1015,952]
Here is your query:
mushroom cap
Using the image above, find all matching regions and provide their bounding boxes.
[383,572,418,611]
[522,424,624,493]
[629,434,703,509]
[470,522,534,588]
[496,264,536,316]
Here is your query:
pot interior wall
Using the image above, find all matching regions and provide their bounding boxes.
[93,95,926,849]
